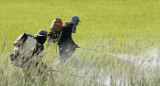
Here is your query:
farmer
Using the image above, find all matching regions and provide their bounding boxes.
[48,16,81,58]
[10,29,48,67]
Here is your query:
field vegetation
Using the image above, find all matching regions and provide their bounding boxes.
[0,0,160,85]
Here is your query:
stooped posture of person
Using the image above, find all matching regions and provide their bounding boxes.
[10,29,57,83]
[48,16,81,58]
[10,29,48,67]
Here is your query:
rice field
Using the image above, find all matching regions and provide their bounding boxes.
[0,0,160,85]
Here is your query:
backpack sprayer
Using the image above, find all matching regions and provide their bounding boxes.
[48,18,63,43]
[46,18,113,78]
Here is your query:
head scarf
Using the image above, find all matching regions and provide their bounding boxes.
[66,16,81,33]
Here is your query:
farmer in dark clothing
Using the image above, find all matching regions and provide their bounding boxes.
[58,16,81,58]
[34,29,48,55]
[48,16,81,58]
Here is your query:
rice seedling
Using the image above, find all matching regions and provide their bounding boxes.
[1,0,160,85]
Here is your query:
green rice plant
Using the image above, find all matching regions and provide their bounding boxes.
[1,0,160,85]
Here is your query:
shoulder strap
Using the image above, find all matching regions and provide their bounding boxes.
[26,34,34,38]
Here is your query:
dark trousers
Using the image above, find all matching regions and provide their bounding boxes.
[58,43,76,58]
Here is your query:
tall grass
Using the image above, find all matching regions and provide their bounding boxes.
[0,40,160,86]
[0,0,160,85]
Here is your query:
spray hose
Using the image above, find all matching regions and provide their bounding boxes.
[79,47,112,55]
[47,67,84,78]
[47,46,114,78]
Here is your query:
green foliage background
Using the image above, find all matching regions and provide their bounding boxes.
[0,0,160,85]
[0,0,160,53]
